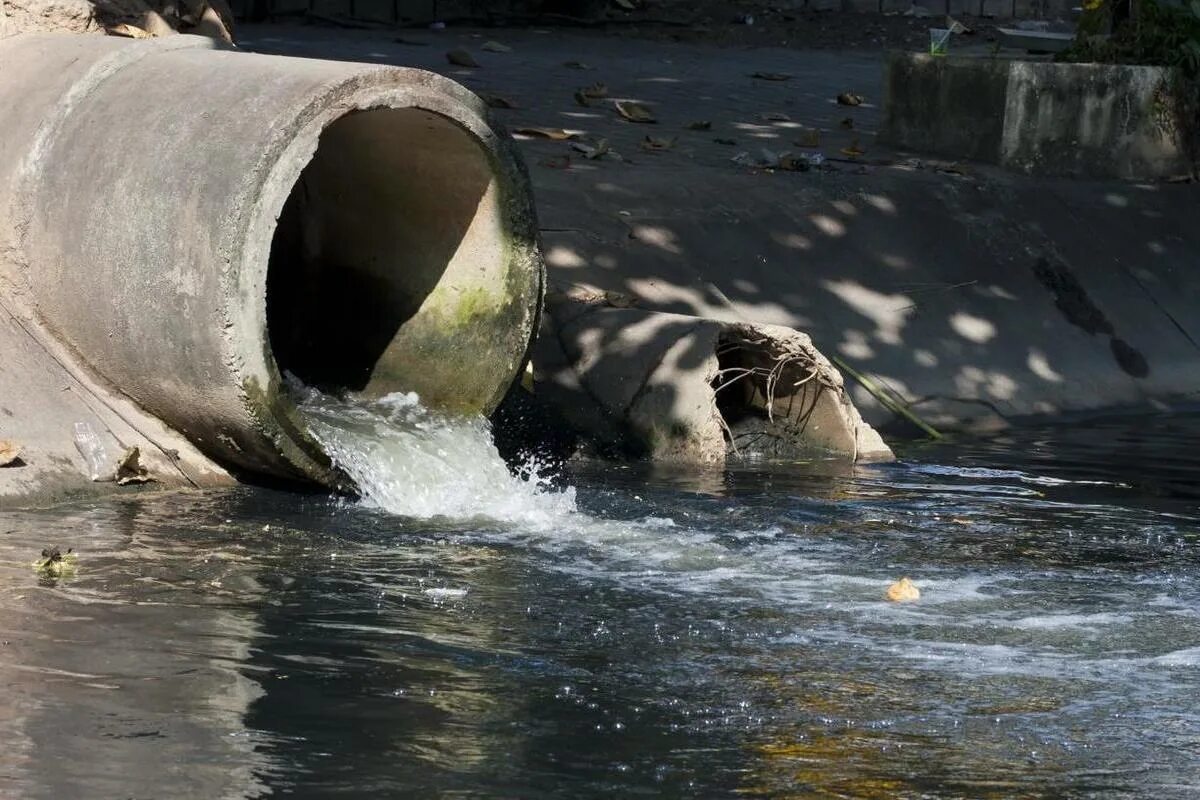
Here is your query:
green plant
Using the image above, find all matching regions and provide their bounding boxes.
[1059,0,1200,176]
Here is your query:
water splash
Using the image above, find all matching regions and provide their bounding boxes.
[297,388,577,523]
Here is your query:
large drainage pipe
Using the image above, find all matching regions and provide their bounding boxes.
[0,33,544,485]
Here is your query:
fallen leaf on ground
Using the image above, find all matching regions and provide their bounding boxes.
[837,91,865,106]
[446,48,480,68]
[640,135,676,151]
[713,137,737,145]
[886,577,920,602]
[759,111,791,122]
[108,23,153,38]
[841,140,866,157]
[115,446,153,485]
[751,71,792,81]
[571,139,611,159]
[686,120,712,130]
[946,15,973,34]
[795,128,820,147]
[575,83,609,106]
[514,127,579,140]
[563,60,594,70]
[603,290,637,308]
[481,40,511,52]
[0,440,22,467]
[481,93,518,109]
[614,100,657,123]
[839,117,855,130]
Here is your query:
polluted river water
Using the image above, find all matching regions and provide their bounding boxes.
[1,394,1198,798]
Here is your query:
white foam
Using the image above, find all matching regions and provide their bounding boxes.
[298,388,577,524]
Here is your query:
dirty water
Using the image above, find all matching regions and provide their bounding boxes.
[1,404,1198,798]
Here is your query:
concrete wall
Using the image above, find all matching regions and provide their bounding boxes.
[881,52,1191,180]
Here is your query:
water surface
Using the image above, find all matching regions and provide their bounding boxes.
[1,410,1198,798]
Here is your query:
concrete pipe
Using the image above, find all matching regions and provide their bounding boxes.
[0,33,544,484]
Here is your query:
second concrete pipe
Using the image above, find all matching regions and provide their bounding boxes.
[0,33,544,485]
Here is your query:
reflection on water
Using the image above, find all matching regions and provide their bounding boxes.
[1,412,1199,798]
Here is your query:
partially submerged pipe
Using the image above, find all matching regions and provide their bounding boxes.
[0,33,544,485]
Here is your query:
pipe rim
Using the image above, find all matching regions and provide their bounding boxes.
[236,70,544,484]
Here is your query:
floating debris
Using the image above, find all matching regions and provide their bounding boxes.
[886,577,920,602]
[33,547,77,579]
[480,40,511,52]
[837,92,865,106]
[0,440,22,467]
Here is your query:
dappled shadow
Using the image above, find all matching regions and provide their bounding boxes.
[240,23,1200,442]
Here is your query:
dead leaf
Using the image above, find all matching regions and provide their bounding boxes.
[614,100,656,123]
[0,440,23,467]
[686,120,712,130]
[839,117,855,130]
[603,290,637,308]
[886,577,920,602]
[108,23,153,38]
[571,139,611,159]
[837,92,865,106]
[751,71,791,81]
[713,137,737,145]
[795,128,820,148]
[580,82,609,99]
[446,48,480,68]
[841,140,866,157]
[481,40,511,52]
[575,82,609,107]
[759,111,791,122]
[563,60,594,70]
[115,447,154,486]
[481,93,518,109]
[946,15,973,34]
[514,127,579,140]
[640,135,675,151]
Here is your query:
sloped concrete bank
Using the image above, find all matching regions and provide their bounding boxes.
[0,33,545,505]
[232,27,1198,441]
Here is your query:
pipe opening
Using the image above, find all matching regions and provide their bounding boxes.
[266,106,501,399]
[712,331,838,459]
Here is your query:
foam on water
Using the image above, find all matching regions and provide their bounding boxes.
[297,388,578,524]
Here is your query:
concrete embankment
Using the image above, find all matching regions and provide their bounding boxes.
[236,27,1200,436]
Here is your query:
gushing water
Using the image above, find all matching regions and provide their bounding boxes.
[297,388,577,523]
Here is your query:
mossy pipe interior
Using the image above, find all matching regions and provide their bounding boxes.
[0,33,544,483]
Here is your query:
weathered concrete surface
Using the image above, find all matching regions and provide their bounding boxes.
[0,32,544,504]
[0,0,236,41]
[536,292,891,463]
[881,52,1191,180]
[244,27,1200,437]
